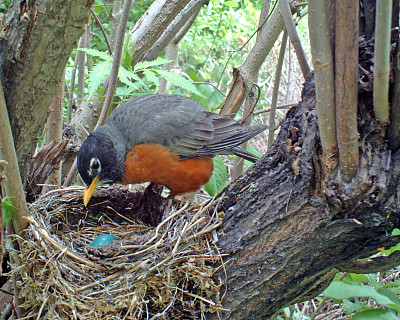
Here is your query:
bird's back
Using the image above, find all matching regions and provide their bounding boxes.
[104,94,266,161]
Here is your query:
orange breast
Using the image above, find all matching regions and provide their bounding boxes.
[120,143,214,194]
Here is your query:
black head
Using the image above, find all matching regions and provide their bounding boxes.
[77,131,124,187]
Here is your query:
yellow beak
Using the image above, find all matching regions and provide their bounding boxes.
[83,175,100,207]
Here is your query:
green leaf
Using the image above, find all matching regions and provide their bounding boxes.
[224,1,239,7]
[134,58,172,71]
[1,197,15,226]
[377,287,400,310]
[383,280,400,288]
[122,34,133,68]
[76,48,113,61]
[350,273,370,283]
[352,309,399,320]
[343,299,365,315]
[87,60,111,98]
[118,66,143,90]
[392,228,400,236]
[156,69,202,96]
[115,86,141,99]
[324,282,400,311]
[204,156,227,196]
[142,69,159,86]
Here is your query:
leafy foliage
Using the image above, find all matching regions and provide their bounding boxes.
[75,48,202,100]
[1,196,15,226]
[204,156,228,196]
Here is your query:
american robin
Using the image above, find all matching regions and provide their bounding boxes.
[77,94,267,206]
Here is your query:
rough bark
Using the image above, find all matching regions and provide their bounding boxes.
[0,0,93,182]
[26,140,69,203]
[208,74,400,319]
[130,0,191,66]
[335,0,359,181]
[387,38,400,151]
[43,76,65,191]
[143,0,208,62]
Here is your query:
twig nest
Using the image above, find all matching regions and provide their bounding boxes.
[13,186,224,319]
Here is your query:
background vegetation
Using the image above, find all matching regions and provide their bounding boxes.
[0,0,399,319]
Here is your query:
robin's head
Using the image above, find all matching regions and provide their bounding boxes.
[77,130,124,206]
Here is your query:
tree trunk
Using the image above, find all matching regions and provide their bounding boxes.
[208,74,400,319]
[0,0,93,182]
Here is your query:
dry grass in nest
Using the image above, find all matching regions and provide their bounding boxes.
[12,186,225,319]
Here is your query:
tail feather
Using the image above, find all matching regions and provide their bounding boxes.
[230,146,262,163]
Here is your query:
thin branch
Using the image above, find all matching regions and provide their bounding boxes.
[335,0,359,181]
[216,0,277,91]
[193,82,226,96]
[338,251,400,274]
[0,83,29,235]
[65,1,133,186]
[373,0,393,124]
[110,0,123,51]
[77,25,87,105]
[253,103,296,115]
[95,0,134,128]
[67,52,79,125]
[220,1,295,116]
[144,0,207,61]
[308,0,337,162]
[279,0,311,78]
[91,8,113,55]
[268,30,288,150]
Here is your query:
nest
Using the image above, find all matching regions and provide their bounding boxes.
[12,187,225,319]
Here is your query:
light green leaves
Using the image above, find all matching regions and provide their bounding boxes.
[75,49,202,99]
[324,281,400,311]
[204,156,227,196]
[156,69,201,96]
[1,197,15,226]
[323,273,400,319]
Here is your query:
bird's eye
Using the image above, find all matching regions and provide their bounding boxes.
[90,158,101,171]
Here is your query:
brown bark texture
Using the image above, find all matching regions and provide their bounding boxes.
[130,0,191,66]
[335,0,359,181]
[0,0,93,182]
[208,72,400,319]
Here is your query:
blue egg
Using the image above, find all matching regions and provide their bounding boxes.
[90,234,117,247]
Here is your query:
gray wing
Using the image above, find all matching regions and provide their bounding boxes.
[107,94,266,159]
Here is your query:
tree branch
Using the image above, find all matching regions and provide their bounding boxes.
[0,0,93,182]
[339,250,400,274]
[91,8,113,55]
[220,3,300,116]
[96,0,134,128]
[143,0,208,62]
[373,0,392,125]
[279,0,311,78]
[335,0,359,181]
[0,82,29,234]
[308,0,337,167]
[77,26,87,105]
[129,0,191,66]
[268,30,288,150]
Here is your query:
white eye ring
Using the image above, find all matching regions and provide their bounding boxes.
[90,157,101,171]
